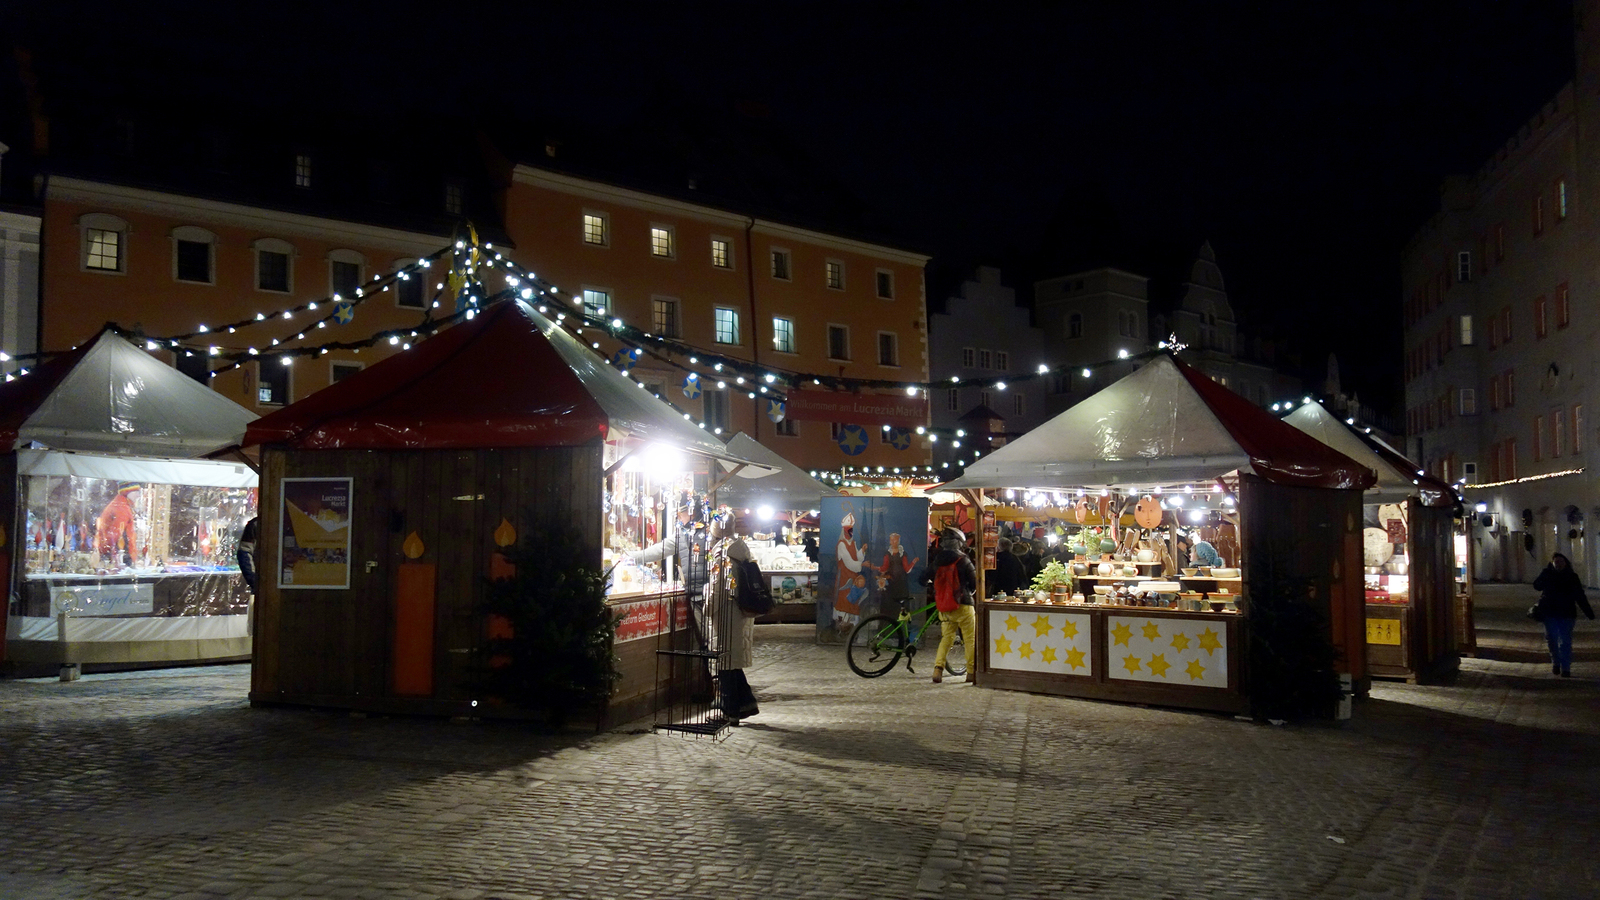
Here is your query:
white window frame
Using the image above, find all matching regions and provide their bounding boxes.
[1459,314,1474,346]
[330,360,365,384]
[961,347,975,368]
[825,258,845,291]
[443,179,464,216]
[772,316,796,354]
[253,238,295,294]
[256,358,293,407]
[582,210,609,247]
[171,225,217,285]
[875,268,895,300]
[581,287,612,320]
[771,247,792,281]
[649,224,676,259]
[652,295,681,338]
[1457,251,1472,283]
[877,331,899,368]
[827,323,851,361]
[710,236,734,270]
[774,417,799,437]
[995,351,1009,372]
[328,249,365,299]
[703,388,730,433]
[977,349,992,370]
[80,213,129,275]
[294,153,313,189]
[714,307,741,345]
[393,258,427,309]
[1459,387,1477,416]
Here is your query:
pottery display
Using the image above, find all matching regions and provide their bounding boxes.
[1136,547,1156,562]
[1097,562,1115,576]
[1072,563,1089,576]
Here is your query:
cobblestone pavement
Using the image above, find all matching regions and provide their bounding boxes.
[3,585,1600,900]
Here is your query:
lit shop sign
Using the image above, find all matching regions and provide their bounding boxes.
[49,582,156,617]
[783,389,928,428]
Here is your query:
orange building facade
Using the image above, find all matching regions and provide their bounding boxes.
[38,168,931,474]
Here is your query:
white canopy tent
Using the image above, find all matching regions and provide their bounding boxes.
[713,432,838,510]
[1280,402,1420,503]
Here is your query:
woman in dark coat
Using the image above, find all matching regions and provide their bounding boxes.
[1533,552,1595,677]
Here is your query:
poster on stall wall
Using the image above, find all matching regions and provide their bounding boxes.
[817,496,931,642]
[279,477,353,589]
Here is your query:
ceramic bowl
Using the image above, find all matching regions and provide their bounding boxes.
[1181,568,1199,576]
[1093,584,1112,595]
[1211,567,1240,578]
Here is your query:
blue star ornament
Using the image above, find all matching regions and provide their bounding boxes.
[887,426,912,451]
[612,348,640,372]
[836,424,869,456]
[681,373,702,399]
[333,302,354,325]
[767,400,786,423]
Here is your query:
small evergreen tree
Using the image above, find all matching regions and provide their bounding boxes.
[474,523,620,727]
[1247,563,1344,721]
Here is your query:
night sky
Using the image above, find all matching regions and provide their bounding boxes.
[6,2,1578,411]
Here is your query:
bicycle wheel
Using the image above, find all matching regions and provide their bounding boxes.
[846,615,904,677]
[942,629,968,677]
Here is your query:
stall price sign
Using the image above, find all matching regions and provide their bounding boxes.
[1386,518,1407,545]
[1366,618,1402,645]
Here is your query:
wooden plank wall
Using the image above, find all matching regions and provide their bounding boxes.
[1408,500,1458,673]
[1239,475,1366,686]
[253,442,603,710]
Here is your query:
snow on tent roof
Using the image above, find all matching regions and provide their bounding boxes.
[0,328,256,457]
[242,298,762,468]
[713,433,839,508]
[942,354,1375,491]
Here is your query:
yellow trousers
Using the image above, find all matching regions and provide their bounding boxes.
[935,604,977,672]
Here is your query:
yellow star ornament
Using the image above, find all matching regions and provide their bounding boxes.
[1169,632,1192,651]
[1032,615,1053,637]
[994,635,1013,657]
[1185,659,1207,681]
[1111,622,1133,646]
[1121,654,1142,674]
[1141,621,1161,641]
[1147,654,1172,678]
[1004,613,1022,632]
[1065,647,1087,670]
[1198,627,1223,656]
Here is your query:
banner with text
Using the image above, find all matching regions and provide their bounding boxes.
[784,389,928,429]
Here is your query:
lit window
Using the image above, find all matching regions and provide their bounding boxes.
[1558,179,1569,220]
[652,297,680,338]
[257,360,291,406]
[826,260,844,290]
[714,308,740,344]
[961,347,975,368]
[771,249,791,280]
[773,317,795,353]
[650,225,675,258]
[878,332,899,367]
[828,325,850,360]
[582,289,610,319]
[86,228,122,271]
[583,213,608,246]
[876,269,895,299]
[711,238,732,269]
[295,153,312,188]
[1459,314,1473,345]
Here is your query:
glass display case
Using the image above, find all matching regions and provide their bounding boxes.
[601,450,710,599]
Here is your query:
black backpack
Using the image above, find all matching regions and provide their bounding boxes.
[732,557,775,615]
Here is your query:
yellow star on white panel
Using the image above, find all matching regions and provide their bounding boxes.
[1121,654,1142,674]
[1019,642,1035,659]
[1111,623,1133,646]
[1061,620,1079,639]
[1198,627,1222,656]
[1040,646,1058,665]
[1032,615,1053,637]
[1004,614,1021,632]
[1185,659,1207,680]
[1065,647,1087,670]
[995,635,1013,656]
[1141,621,1161,641]
[1169,632,1191,651]
[1148,654,1172,678]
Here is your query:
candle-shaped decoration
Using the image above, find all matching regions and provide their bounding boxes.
[0,524,7,548]
[402,531,425,560]
[493,517,516,548]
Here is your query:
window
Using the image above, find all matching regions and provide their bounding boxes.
[1013,394,1025,416]
[1558,178,1569,220]
[1535,295,1548,339]
[444,179,464,216]
[703,389,729,433]
[1051,373,1070,394]
[257,359,291,406]
[175,352,211,386]
[1505,369,1516,407]
[1459,314,1474,346]
[1534,416,1544,462]
[980,390,992,409]
[81,213,128,273]
[650,225,675,258]
[1067,313,1082,339]
[1554,408,1566,457]
[878,332,899,367]
[1457,251,1472,283]
[828,324,850,360]
[714,308,740,345]
[1506,438,1517,479]
[772,316,795,353]
[774,417,798,437]
[875,269,894,300]
[1459,388,1477,416]
[1501,306,1512,343]
[977,349,992,370]
[961,347,975,368]
[294,153,312,188]
[1557,282,1570,329]
[825,260,844,290]
[996,351,1009,372]
[1495,223,1505,261]
[1575,405,1585,453]
[653,297,681,338]
[395,260,426,309]
[581,288,610,319]
[1534,194,1544,236]
[1118,310,1129,336]
[771,249,791,280]
[331,360,363,383]
[254,238,293,293]
[172,226,215,284]
[1489,375,1501,411]
[711,237,732,269]
[329,250,363,299]
[583,212,608,246]
[948,389,960,411]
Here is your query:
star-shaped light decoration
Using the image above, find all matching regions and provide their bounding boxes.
[1065,647,1087,670]
[1141,621,1161,641]
[1111,622,1133,646]
[1147,653,1172,678]
[1185,659,1207,681]
[836,424,869,456]
[333,302,354,325]
[994,634,1013,657]
[1198,627,1223,656]
[1031,614,1053,637]
[1157,332,1187,353]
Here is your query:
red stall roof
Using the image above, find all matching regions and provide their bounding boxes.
[242,299,751,465]
[942,354,1377,491]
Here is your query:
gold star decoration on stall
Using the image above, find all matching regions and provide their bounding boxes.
[1141,621,1161,641]
[1032,615,1053,637]
[1169,632,1191,651]
[1198,627,1222,656]
[1061,620,1079,639]
[1040,646,1058,665]
[1148,654,1172,678]
[1185,659,1207,681]
[995,635,1013,656]
[1019,642,1035,659]
[1111,622,1133,646]
[1122,654,1142,674]
[1004,613,1021,631]
[1066,647,1087,671]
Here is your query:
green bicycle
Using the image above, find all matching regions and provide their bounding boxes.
[846,601,967,678]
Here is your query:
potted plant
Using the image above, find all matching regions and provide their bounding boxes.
[1033,559,1072,600]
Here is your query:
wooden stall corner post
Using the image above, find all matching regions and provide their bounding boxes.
[393,531,437,697]
[960,488,987,680]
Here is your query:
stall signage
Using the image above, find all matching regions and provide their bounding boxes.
[1385,518,1407,545]
[613,596,691,643]
[48,582,155,616]
[278,478,353,590]
[1366,618,1402,645]
[783,389,928,428]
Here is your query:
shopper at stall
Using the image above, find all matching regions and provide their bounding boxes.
[993,537,1027,595]
[706,508,760,721]
[1533,552,1595,677]
[922,527,977,683]
[1189,537,1223,568]
[630,493,712,645]
[237,516,260,595]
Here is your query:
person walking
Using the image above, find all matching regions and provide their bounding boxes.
[1533,552,1594,677]
[921,527,977,684]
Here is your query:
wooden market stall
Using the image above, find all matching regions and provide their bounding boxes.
[941,354,1375,717]
[1284,401,1462,682]
[240,299,766,724]
[0,328,258,675]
